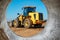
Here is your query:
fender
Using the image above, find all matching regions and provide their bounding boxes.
[0,0,60,40]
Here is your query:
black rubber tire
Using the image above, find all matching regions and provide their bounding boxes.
[23,19,32,28]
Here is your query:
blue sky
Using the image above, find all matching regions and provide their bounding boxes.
[6,0,48,21]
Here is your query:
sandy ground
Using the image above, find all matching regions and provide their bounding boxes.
[10,27,44,37]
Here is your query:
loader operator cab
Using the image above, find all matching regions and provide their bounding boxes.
[23,6,36,16]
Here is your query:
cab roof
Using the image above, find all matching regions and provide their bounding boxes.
[23,6,36,8]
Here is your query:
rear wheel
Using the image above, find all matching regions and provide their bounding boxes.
[24,19,32,28]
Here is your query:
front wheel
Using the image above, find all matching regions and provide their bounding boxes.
[23,19,32,28]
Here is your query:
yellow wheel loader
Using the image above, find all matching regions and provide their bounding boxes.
[12,6,45,28]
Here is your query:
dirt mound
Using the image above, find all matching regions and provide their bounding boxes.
[11,28,43,37]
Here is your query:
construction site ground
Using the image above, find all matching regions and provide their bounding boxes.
[10,27,44,37]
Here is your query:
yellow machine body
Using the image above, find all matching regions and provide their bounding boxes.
[28,12,40,24]
[11,7,45,28]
